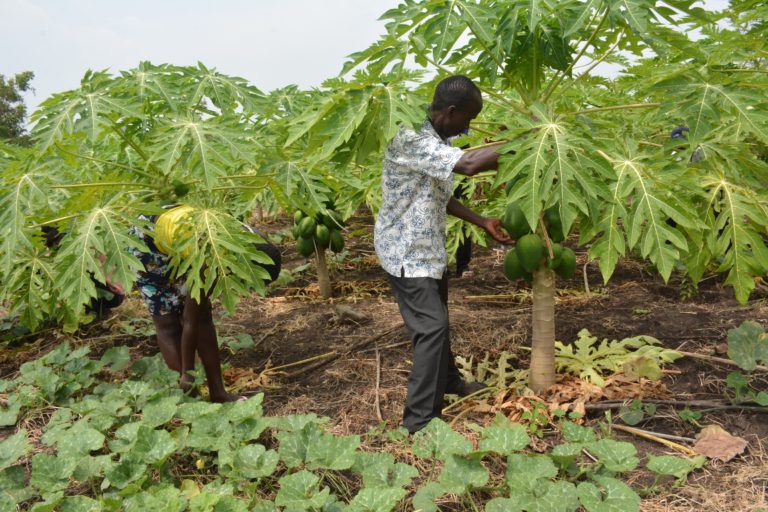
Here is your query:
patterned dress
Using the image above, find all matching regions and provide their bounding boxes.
[129,214,186,316]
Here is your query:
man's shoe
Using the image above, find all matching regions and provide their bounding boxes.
[446,380,488,397]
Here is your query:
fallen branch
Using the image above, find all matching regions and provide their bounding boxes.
[585,399,768,413]
[612,424,699,457]
[678,350,768,372]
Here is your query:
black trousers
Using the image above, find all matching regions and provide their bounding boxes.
[454,184,472,275]
[387,271,461,432]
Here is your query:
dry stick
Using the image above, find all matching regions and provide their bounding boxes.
[449,406,474,428]
[374,344,383,422]
[253,324,279,351]
[268,351,337,373]
[612,424,700,457]
[582,261,591,297]
[442,386,494,414]
[613,425,696,444]
[360,340,410,354]
[678,350,768,372]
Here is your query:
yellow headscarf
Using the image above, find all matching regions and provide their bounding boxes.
[154,205,196,255]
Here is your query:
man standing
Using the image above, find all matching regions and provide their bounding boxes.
[374,75,511,433]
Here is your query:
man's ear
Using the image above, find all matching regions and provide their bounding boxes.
[446,105,456,115]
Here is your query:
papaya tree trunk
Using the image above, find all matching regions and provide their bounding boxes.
[529,266,556,392]
[315,248,333,299]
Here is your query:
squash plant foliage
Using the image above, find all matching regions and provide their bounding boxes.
[0,63,358,331]
[302,0,767,392]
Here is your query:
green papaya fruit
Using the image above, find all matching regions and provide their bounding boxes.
[315,224,331,249]
[329,229,345,253]
[172,179,190,198]
[298,216,317,238]
[291,224,301,240]
[522,271,533,286]
[504,174,523,196]
[502,202,531,240]
[546,243,563,269]
[503,248,524,281]
[323,210,345,229]
[555,247,576,279]
[297,236,316,257]
[516,233,544,272]
[544,207,565,243]
[294,210,305,225]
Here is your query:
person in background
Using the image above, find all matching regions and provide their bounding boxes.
[453,183,474,277]
[130,207,281,402]
[41,226,126,318]
[374,75,512,433]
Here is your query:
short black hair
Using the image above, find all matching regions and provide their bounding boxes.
[431,75,482,111]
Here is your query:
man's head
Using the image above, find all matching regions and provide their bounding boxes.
[428,75,483,139]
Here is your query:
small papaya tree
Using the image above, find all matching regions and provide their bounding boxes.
[307,0,768,392]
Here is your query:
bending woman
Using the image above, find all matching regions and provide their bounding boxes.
[130,206,281,402]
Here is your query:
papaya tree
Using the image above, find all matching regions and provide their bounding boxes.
[0,63,340,330]
[305,0,768,392]
[280,71,429,297]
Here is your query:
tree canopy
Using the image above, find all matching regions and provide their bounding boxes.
[0,71,34,144]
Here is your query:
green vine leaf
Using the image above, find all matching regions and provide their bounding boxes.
[0,429,28,471]
[479,413,530,455]
[275,470,331,510]
[646,454,706,485]
[576,476,640,512]
[587,439,639,473]
[232,444,279,480]
[727,321,768,371]
[411,418,473,460]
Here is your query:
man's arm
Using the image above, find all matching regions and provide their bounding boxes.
[453,144,504,176]
[447,197,512,244]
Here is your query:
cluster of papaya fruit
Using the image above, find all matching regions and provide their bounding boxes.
[292,209,345,257]
[501,203,576,284]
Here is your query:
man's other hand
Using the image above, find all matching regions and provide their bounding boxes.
[483,218,513,244]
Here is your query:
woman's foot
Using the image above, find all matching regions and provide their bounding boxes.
[209,391,246,403]
[179,374,200,397]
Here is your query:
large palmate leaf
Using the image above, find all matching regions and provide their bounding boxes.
[495,104,607,236]
[32,70,142,147]
[704,176,768,302]
[169,208,278,312]
[147,116,258,187]
[0,170,49,277]
[54,206,146,328]
[585,145,699,282]
[286,73,424,166]
[3,250,57,331]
